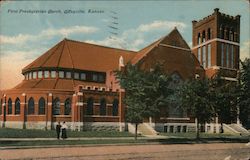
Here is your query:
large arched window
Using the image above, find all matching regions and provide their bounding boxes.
[64,98,71,115]
[7,98,12,114]
[15,98,20,115]
[86,97,93,115]
[100,98,106,116]
[38,97,45,115]
[28,97,35,115]
[53,98,60,115]
[112,99,119,116]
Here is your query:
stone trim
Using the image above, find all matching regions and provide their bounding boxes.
[192,38,240,50]
[159,44,191,51]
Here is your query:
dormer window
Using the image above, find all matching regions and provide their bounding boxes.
[32,72,37,79]
[80,73,86,80]
[59,71,64,78]
[25,74,28,80]
[38,71,43,78]
[51,71,56,78]
[93,74,98,81]
[29,72,32,79]
[44,71,49,78]
[74,72,79,79]
[66,71,71,79]
[99,75,105,82]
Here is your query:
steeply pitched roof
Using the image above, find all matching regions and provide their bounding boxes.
[22,39,136,73]
[131,28,190,64]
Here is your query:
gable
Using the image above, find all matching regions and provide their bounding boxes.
[160,28,190,50]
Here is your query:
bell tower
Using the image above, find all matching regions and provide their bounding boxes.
[192,8,240,80]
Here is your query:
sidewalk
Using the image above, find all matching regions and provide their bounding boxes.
[0,135,168,141]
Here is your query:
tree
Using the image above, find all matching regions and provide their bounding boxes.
[115,63,173,140]
[178,78,215,139]
[239,58,250,128]
[210,72,238,133]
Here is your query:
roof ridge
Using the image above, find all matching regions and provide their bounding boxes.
[65,40,75,69]
[40,40,64,67]
[56,40,66,68]
[65,38,137,53]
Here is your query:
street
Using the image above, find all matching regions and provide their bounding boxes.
[0,143,249,160]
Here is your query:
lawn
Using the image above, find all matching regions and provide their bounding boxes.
[0,128,135,138]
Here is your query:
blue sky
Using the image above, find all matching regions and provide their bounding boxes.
[0,0,249,89]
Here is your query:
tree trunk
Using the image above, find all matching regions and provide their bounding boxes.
[135,123,138,140]
[196,120,200,140]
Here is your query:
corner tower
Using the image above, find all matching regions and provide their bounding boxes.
[192,8,240,80]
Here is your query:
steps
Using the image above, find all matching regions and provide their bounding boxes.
[228,124,249,134]
[128,123,158,136]
[138,123,158,136]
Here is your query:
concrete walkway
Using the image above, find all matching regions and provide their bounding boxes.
[0,135,168,141]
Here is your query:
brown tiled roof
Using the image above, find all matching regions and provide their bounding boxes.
[22,39,136,73]
[12,28,203,91]
[131,28,190,64]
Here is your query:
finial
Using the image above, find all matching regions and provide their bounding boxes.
[214,8,219,13]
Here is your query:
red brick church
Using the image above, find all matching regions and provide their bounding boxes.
[0,9,241,133]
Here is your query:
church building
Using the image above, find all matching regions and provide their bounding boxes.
[0,8,241,133]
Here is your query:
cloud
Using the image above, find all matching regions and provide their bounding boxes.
[86,20,187,51]
[40,25,99,38]
[0,50,37,90]
[0,34,33,44]
[137,20,186,32]
[0,25,99,45]
[240,40,250,60]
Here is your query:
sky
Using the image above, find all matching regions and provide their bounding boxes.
[0,0,249,90]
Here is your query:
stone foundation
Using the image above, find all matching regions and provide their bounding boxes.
[155,123,197,133]
[3,121,24,129]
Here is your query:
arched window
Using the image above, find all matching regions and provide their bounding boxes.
[38,97,45,115]
[7,98,12,114]
[230,28,234,41]
[225,27,229,40]
[64,98,71,115]
[100,98,106,116]
[28,97,35,114]
[220,25,224,39]
[52,98,60,115]
[86,97,93,115]
[15,98,20,115]
[197,33,201,44]
[202,30,206,42]
[112,99,119,116]
[207,28,211,40]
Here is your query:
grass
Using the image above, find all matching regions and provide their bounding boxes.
[0,128,136,138]
[0,139,149,147]
[0,128,249,147]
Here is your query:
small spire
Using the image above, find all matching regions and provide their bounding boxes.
[119,56,124,67]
